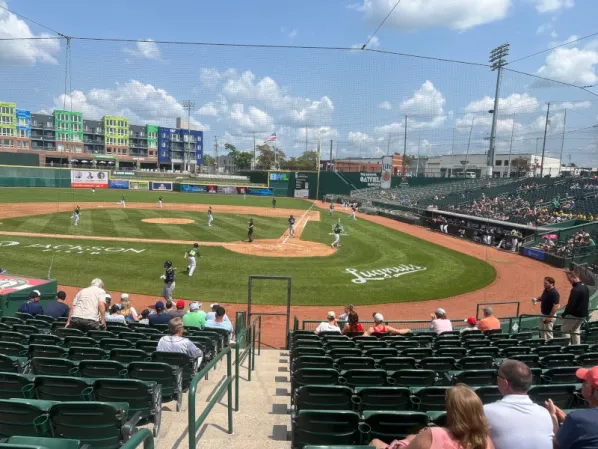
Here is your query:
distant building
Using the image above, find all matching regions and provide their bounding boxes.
[331,154,405,174]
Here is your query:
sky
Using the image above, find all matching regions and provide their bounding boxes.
[0,0,597,166]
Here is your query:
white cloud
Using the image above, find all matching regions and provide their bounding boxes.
[536,17,557,35]
[288,29,298,40]
[400,81,446,116]
[351,0,512,32]
[348,131,374,143]
[378,101,392,110]
[122,39,161,60]
[537,42,598,85]
[465,93,539,114]
[197,102,219,116]
[52,80,210,130]
[550,30,558,38]
[530,0,574,13]
[0,1,60,65]
[552,101,592,110]
[230,104,274,132]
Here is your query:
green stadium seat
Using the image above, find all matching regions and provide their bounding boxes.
[434,339,461,349]
[293,340,324,349]
[3,436,82,449]
[418,357,457,372]
[0,355,28,374]
[364,348,398,361]
[0,342,27,358]
[0,323,11,331]
[67,347,108,362]
[354,386,412,412]
[381,336,407,343]
[0,332,29,345]
[388,369,436,387]
[436,348,467,359]
[502,346,531,358]
[127,362,183,411]
[291,347,326,360]
[78,360,128,379]
[530,368,542,385]
[318,331,342,338]
[30,358,78,377]
[0,399,53,438]
[0,317,24,326]
[376,357,417,371]
[455,356,494,371]
[293,385,354,414]
[410,336,434,346]
[98,339,132,351]
[362,411,429,443]
[510,354,541,368]
[321,335,349,342]
[109,349,150,364]
[53,328,84,339]
[576,352,598,367]
[488,333,509,341]
[93,378,162,437]
[327,348,362,360]
[31,316,55,326]
[28,334,62,347]
[547,337,571,346]
[202,327,231,347]
[540,353,577,369]
[292,410,361,448]
[33,376,94,402]
[105,321,127,329]
[356,340,388,351]
[460,332,485,341]
[410,386,449,411]
[534,346,563,357]
[468,347,500,357]
[149,324,169,333]
[474,385,502,404]
[451,369,498,386]
[338,369,388,387]
[14,313,33,321]
[111,331,144,344]
[562,344,590,356]
[64,337,97,348]
[513,332,534,341]
[520,339,544,349]
[294,356,335,372]
[438,331,461,338]
[293,368,339,392]
[528,384,580,409]
[25,320,51,333]
[87,331,116,341]
[186,336,217,361]
[493,339,519,349]
[427,411,447,427]
[542,367,581,384]
[391,341,420,351]
[151,352,198,390]
[401,348,434,361]
[28,345,67,360]
[463,340,491,350]
[324,340,356,350]
[12,325,39,337]
[0,372,35,399]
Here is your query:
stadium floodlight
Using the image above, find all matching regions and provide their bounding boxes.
[182,100,195,172]
[487,43,510,178]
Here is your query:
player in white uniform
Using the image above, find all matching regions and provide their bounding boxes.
[157,195,163,208]
[119,194,126,208]
[331,222,343,248]
[72,205,81,226]
[184,243,200,277]
[351,203,357,220]
[329,203,334,216]
[208,206,214,227]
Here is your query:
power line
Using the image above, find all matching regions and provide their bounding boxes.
[509,31,598,65]
[503,67,598,98]
[361,0,402,50]
[0,4,67,38]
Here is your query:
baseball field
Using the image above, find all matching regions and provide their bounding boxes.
[0,187,496,305]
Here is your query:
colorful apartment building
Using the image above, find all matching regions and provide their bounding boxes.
[103,115,130,156]
[54,109,83,153]
[15,108,31,150]
[0,102,16,150]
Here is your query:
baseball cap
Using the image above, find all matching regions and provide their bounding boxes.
[576,366,598,389]
[121,293,129,300]
[435,308,446,315]
[33,289,41,297]
[466,316,477,326]
[176,300,185,309]
[56,291,67,300]
[210,303,219,309]
[327,311,336,320]
[374,313,384,322]
[190,302,200,311]
[105,293,112,300]
[30,290,40,299]
[155,301,165,311]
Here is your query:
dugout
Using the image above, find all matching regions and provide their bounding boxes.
[0,274,57,317]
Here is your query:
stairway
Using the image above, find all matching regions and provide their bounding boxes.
[155,349,292,449]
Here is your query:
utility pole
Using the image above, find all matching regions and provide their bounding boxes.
[182,100,195,172]
[305,126,308,152]
[488,43,510,179]
[540,102,550,177]
[401,115,408,176]
[450,128,455,178]
[507,120,515,178]
[387,132,391,156]
[415,132,421,176]
[315,130,322,200]
[558,109,567,176]
[252,131,256,170]
[464,117,475,176]
[213,136,218,174]
[329,139,333,171]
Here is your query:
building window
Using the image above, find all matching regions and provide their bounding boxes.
[504,160,509,166]
[495,160,502,166]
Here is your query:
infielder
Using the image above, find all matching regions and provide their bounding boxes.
[184,243,200,277]
[351,203,357,220]
[248,219,254,243]
[331,221,343,248]
[158,195,163,208]
[288,215,296,238]
[208,206,214,227]
[120,194,126,208]
[329,203,335,216]
[72,205,81,226]
[160,260,176,301]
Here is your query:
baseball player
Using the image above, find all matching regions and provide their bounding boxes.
[329,203,335,216]
[92,188,96,194]
[120,194,126,208]
[272,198,276,208]
[72,205,81,226]
[288,215,296,238]
[351,203,357,220]
[157,195,163,208]
[208,206,214,227]
[184,243,200,277]
[160,260,176,301]
[331,221,343,248]
[248,219,254,243]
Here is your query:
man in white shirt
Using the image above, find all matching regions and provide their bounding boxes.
[314,311,340,334]
[484,359,553,449]
[66,278,107,331]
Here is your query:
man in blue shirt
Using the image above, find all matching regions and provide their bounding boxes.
[149,301,173,326]
[205,306,233,333]
[44,291,70,318]
[546,365,598,449]
[18,290,44,316]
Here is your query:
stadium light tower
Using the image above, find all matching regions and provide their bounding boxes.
[182,100,195,172]
[487,43,510,179]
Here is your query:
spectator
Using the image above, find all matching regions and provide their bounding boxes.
[183,302,207,329]
[44,291,70,319]
[369,384,493,449]
[168,300,186,318]
[164,301,174,315]
[105,304,126,324]
[339,304,354,321]
[18,290,44,317]
[533,276,560,341]
[104,293,112,311]
[119,293,138,322]
[138,309,151,325]
[66,278,107,332]
[546,366,598,449]
[560,271,589,345]
[478,307,501,332]
[484,360,553,449]
[156,317,203,365]
[149,301,173,326]
[430,308,453,334]
[365,313,410,336]
[341,311,364,335]
[206,303,231,322]
[205,306,234,341]
[461,316,479,333]
[314,311,341,334]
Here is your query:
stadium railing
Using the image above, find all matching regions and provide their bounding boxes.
[300,319,516,333]
[120,428,154,449]
[235,319,253,411]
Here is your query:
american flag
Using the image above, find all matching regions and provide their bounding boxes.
[264,133,277,143]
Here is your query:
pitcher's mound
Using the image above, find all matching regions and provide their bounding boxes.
[142,218,195,225]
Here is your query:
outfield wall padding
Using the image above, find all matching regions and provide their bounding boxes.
[0,153,39,167]
[0,166,70,187]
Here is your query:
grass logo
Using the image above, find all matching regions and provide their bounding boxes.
[345,264,427,284]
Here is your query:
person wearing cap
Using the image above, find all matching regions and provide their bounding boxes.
[44,291,70,319]
[18,290,44,317]
[149,301,173,326]
[365,313,410,336]
[533,276,560,341]
[560,271,589,346]
[206,303,230,322]
[183,302,207,329]
[119,293,138,322]
[105,304,126,324]
[315,311,341,334]
[168,300,187,318]
[205,306,234,341]
[138,309,151,325]
[477,307,501,332]
[546,366,598,449]
[430,308,453,334]
[157,317,203,366]
[66,278,107,331]
[461,316,479,333]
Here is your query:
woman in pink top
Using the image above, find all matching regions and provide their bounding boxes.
[370,384,494,449]
[430,307,453,334]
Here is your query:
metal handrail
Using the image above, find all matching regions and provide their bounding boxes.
[120,429,154,449]
[188,347,233,449]
[235,322,252,411]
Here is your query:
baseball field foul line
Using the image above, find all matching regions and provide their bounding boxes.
[279,200,317,245]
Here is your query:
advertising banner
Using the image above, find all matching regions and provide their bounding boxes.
[150,182,173,191]
[248,187,274,196]
[206,185,218,194]
[270,172,289,182]
[294,189,309,198]
[129,181,150,191]
[295,172,309,190]
[112,171,135,177]
[71,170,109,189]
[181,184,207,193]
[541,233,559,241]
[237,187,248,195]
[0,275,47,294]
[217,186,238,194]
[359,172,381,187]
[381,156,392,189]
[523,247,545,261]
[109,180,130,189]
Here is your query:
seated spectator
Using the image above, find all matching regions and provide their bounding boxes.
[164,300,175,315]
[314,311,341,334]
[156,317,203,366]
[430,308,453,334]
[104,293,112,314]
[365,313,410,336]
[546,365,598,449]
[478,307,501,331]
[168,300,186,318]
[461,316,479,333]
[137,309,151,325]
[484,360,553,449]
[149,301,173,326]
[341,311,364,335]
[205,306,234,341]
[206,303,231,322]
[119,293,138,321]
[18,290,44,316]
[183,302,207,329]
[105,304,126,324]
[339,304,354,321]
[44,291,70,319]
[370,384,493,449]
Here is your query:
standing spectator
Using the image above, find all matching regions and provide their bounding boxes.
[138,309,151,325]
[484,360,553,449]
[183,302,207,329]
[168,300,186,318]
[206,303,230,322]
[430,308,453,334]
[44,291,70,319]
[478,307,501,332]
[157,317,203,366]
[339,304,354,321]
[149,301,172,326]
[314,311,341,334]
[366,313,411,336]
[18,290,44,317]
[119,293,138,322]
[545,366,598,449]
[105,304,126,324]
[461,316,479,333]
[66,278,107,331]
[560,270,589,345]
[533,277,560,341]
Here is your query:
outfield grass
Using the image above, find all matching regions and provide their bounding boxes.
[0,209,290,242]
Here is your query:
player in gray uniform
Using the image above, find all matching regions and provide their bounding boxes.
[160,260,176,301]
[329,203,334,216]
[288,215,296,237]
